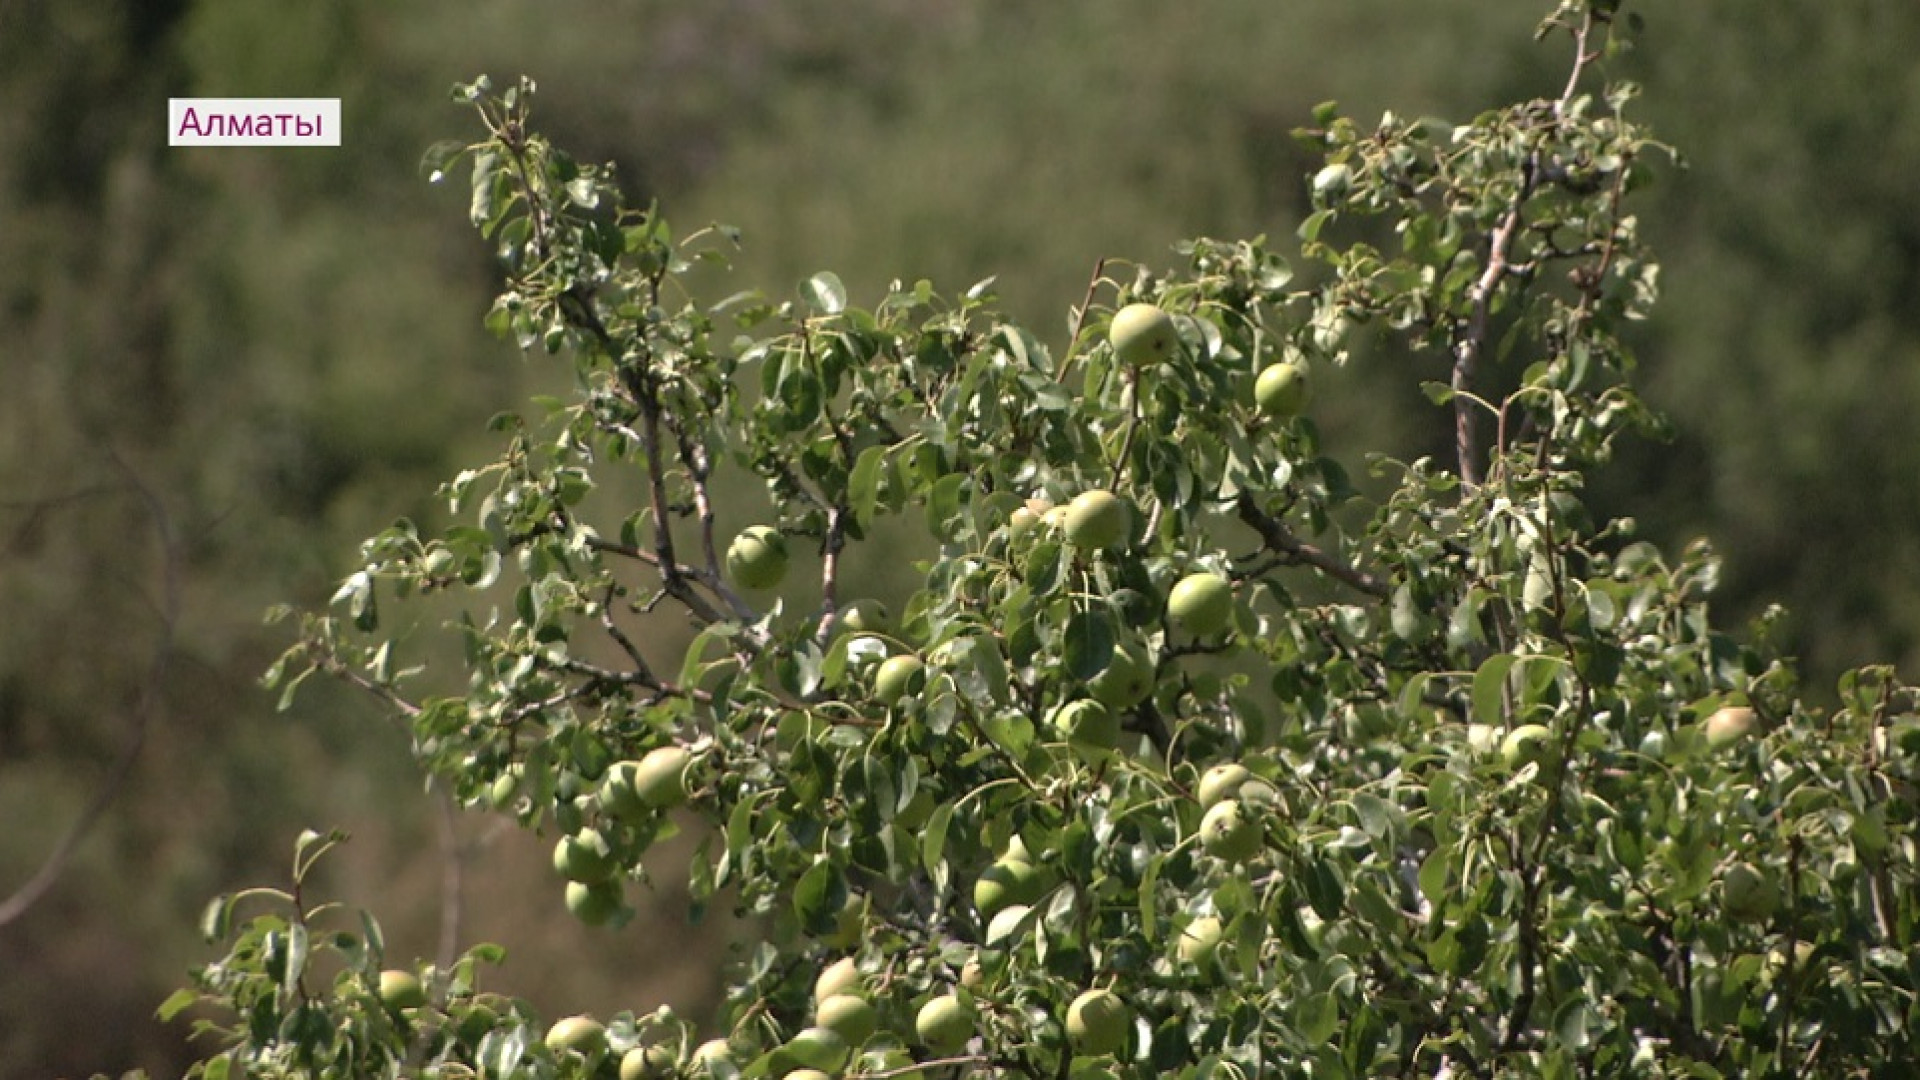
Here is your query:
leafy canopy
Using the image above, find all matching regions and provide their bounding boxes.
[172,4,1920,1078]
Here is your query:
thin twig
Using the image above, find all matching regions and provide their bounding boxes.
[1235,493,1388,599]
[1052,258,1110,383]
[1454,11,1598,490]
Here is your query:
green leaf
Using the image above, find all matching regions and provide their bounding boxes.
[1064,609,1116,681]
[802,271,847,315]
[282,921,310,995]
[971,638,1012,706]
[468,149,498,227]
[1297,991,1339,1044]
[979,713,1035,757]
[794,857,847,936]
[1024,541,1065,596]
[1350,793,1397,840]
[1299,209,1334,244]
[1553,998,1598,1052]
[1304,856,1345,920]
[849,444,888,531]
[157,988,199,1023]
[1471,653,1516,726]
[724,793,758,885]
[274,665,313,712]
[921,800,954,880]
[925,473,968,540]
[359,908,384,962]
[1138,851,1161,942]
[1417,846,1450,905]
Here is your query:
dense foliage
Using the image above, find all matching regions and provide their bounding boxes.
[155,4,1920,1078]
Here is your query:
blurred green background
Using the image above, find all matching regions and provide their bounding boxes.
[3,2,1917,1076]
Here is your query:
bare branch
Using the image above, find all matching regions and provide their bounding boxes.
[1455,12,1598,490]
[1235,493,1388,599]
[1052,257,1110,383]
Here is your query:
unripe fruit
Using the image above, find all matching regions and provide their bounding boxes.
[1008,506,1042,539]
[565,880,622,926]
[1089,639,1154,710]
[1108,303,1178,366]
[692,1040,735,1074]
[1703,705,1759,750]
[875,654,927,704]
[597,762,646,821]
[487,769,520,811]
[1500,724,1555,770]
[545,1015,608,1056]
[1723,861,1780,923]
[726,525,789,590]
[1199,799,1263,861]
[633,745,695,807]
[1177,916,1224,968]
[621,1046,677,1080]
[974,858,1045,918]
[1063,490,1130,550]
[553,829,615,883]
[959,954,985,989]
[784,1027,850,1072]
[915,994,974,1055]
[378,970,426,1010]
[814,957,863,1003]
[1048,698,1121,761]
[1196,763,1251,811]
[839,599,891,635]
[1254,362,1311,417]
[602,748,693,819]
[815,993,878,1047]
[1065,988,1131,1057]
[1167,572,1234,636]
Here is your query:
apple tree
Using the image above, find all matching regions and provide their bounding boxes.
[167,2,1920,1077]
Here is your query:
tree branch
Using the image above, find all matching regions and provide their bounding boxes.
[1454,12,1598,489]
[1235,493,1388,599]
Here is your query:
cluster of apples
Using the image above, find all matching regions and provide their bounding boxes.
[1110,301,1312,419]
[955,838,1135,1058]
[1475,702,1781,925]
[546,744,699,927]
[529,997,929,1080]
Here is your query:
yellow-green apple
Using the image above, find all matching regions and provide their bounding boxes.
[1109,303,1177,366]
[726,525,789,590]
[1066,988,1130,1056]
